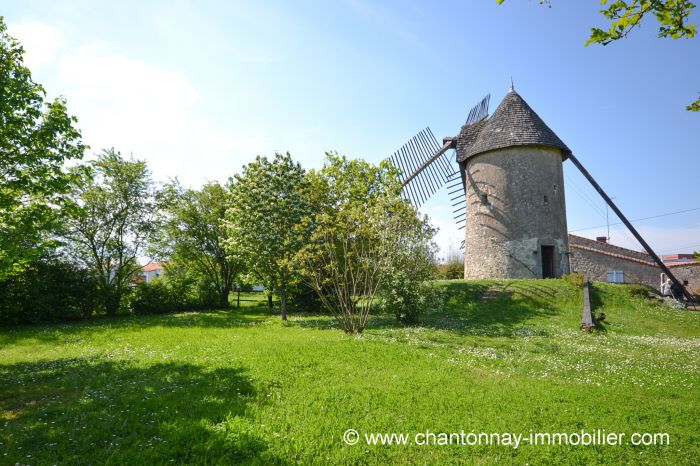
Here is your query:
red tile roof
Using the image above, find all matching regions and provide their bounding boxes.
[568,234,650,256]
[569,243,657,267]
[568,234,699,268]
[141,262,164,272]
[668,261,700,268]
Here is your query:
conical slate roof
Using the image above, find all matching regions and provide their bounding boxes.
[455,90,570,162]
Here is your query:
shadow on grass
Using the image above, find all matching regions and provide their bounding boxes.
[0,358,279,464]
[291,281,570,337]
[2,282,577,343]
[418,281,564,337]
[289,313,398,332]
[588,284,609,332]
[0,304,275,347]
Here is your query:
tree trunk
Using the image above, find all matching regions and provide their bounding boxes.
[267,293,273,309]
[104,289,120,317]
[237,287,240,308]
[219,287,229,309]
[280,288,287,321]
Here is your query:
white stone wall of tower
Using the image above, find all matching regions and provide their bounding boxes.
[463,146,570,279]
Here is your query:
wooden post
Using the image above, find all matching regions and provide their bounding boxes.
[581,279,594,331]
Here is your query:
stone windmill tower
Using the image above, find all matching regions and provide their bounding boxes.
[451,86,571,279]
[388,84,692,297]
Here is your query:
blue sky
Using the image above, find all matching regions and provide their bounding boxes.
[4,0,699,256]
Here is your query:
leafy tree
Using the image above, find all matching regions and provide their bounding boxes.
[0,16,86,278]
[297,153,437,333]
[496,0,699,111]
[62,149,160,315]
[224,152,311,320]
[160,181,242,308]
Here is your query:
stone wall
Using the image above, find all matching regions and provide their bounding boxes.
[569,242,659,288]
[463,146,569,279]
[668,263,700,295]
[569,234,700,293]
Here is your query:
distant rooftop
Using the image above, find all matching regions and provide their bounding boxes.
[141,262,164,272]
[568,235,700,268]
[661,253,697,262]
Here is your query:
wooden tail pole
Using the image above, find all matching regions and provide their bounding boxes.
[567,153,693,302]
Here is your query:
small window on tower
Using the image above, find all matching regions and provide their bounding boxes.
[544,195,549,204]
[553,184,558,193]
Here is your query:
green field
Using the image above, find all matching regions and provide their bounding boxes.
[1,281,699,464]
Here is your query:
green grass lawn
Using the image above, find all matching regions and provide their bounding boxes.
[1,282,699,464]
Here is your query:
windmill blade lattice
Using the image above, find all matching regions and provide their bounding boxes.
[387,93,491,248]
[465,94,490,125]
[388,128,454,208]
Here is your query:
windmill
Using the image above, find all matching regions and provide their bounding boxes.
[387,86,693,301]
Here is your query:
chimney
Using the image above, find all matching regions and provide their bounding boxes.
[596,236,608,244]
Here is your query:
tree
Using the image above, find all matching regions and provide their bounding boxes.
[297,153,437,333]
[496,0,699,111]
[62,149,160,315]
[224,152,311,320]
[160,181,242,308]
[0,16,86,279]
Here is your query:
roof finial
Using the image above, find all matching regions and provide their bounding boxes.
[509,77,514,93]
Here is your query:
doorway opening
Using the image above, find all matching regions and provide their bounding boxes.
[541,245,555,278]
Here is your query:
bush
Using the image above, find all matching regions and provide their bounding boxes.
[195,279,220,309]
[0,259,99,325]
[626,284,650,299]
[379,279,442,324]
[562,272,585,288]
[436,262,463,280]
[130,281,176,314]
[288,283,323,313]
[162,265,221,310]
[128,270,223,315]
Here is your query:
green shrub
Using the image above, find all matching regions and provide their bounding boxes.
[0,259,99,325]
[562,272,585,288]
[626,283,650,299]
[162,265,221,310]
[436,262,463,280]
[288,283,323,313]
[379,281,443,324]
[195,279,220,309]
[130,281,176,314]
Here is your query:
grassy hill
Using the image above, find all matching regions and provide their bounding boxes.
[1,280,699,464]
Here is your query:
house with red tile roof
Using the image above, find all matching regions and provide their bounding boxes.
[568,234,700,294]
[139,262,165,283]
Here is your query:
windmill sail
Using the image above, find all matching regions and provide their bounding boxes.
[465,94,490,125]
[388,94,490,208]
[388,128,453,207]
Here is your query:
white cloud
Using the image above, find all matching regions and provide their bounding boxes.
[8,21,65,69]
[53,43,270,187]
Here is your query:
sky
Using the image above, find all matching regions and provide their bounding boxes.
[4,0,700,258]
